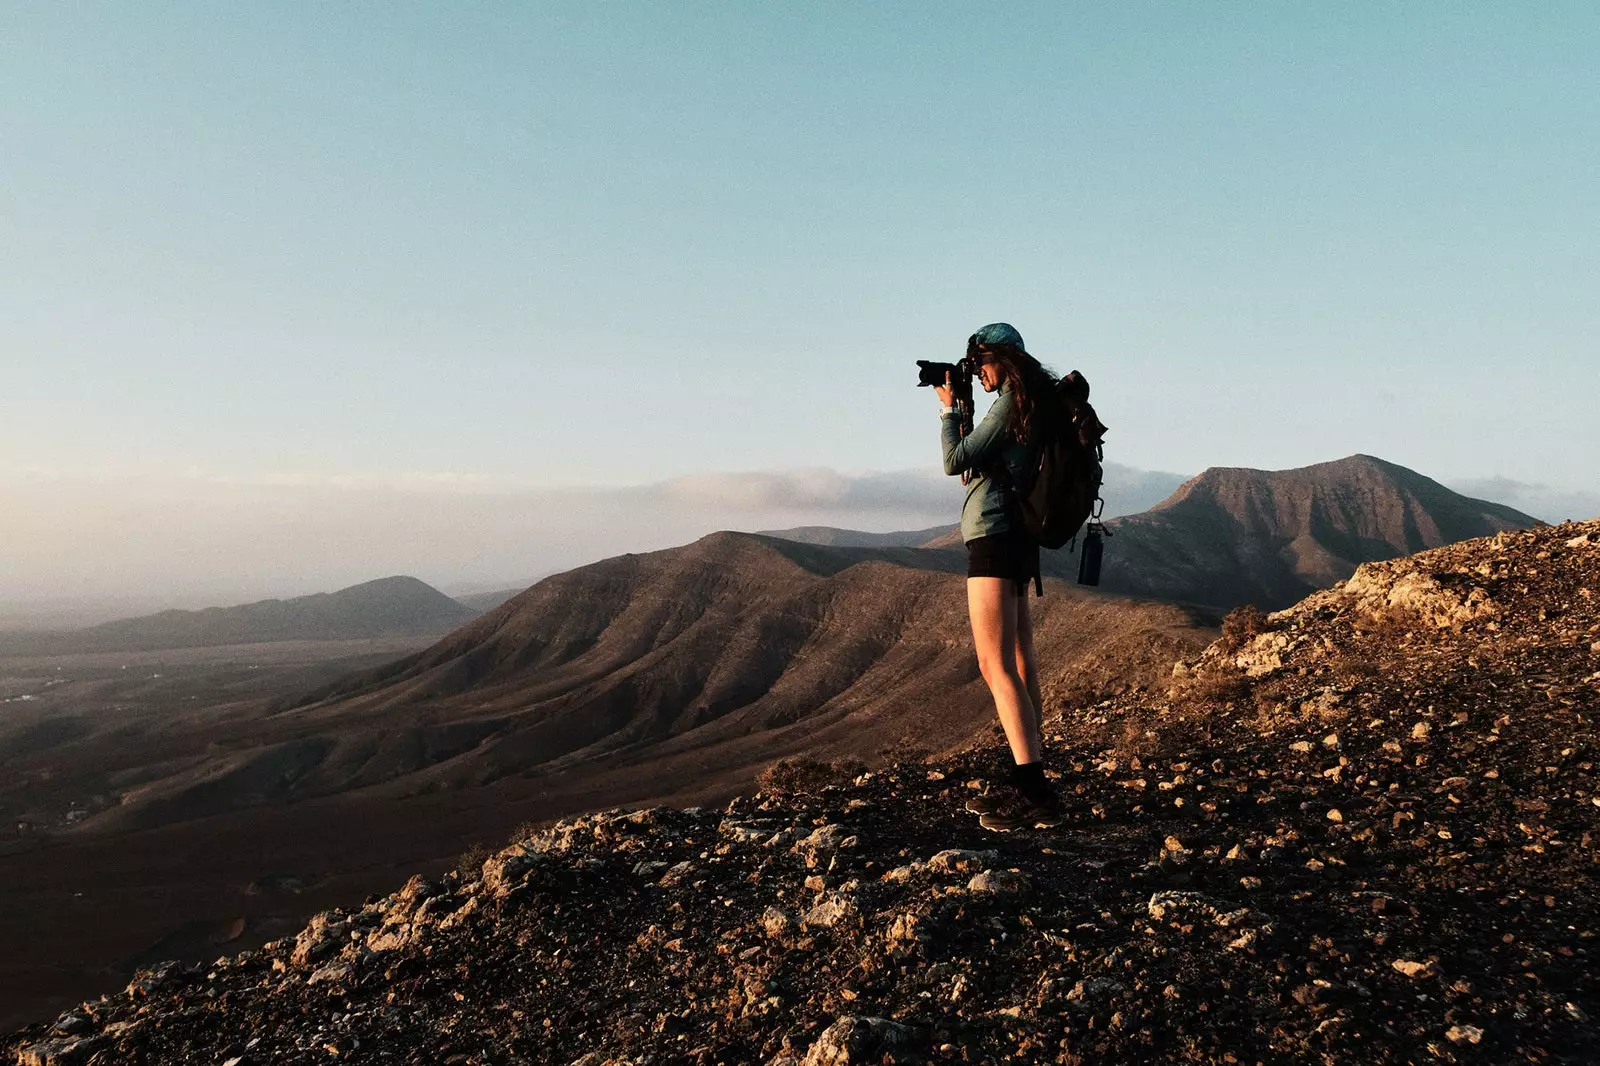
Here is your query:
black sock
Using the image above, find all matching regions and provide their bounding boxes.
[1010,761,1051,803]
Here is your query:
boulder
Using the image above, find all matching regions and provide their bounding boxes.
[801,1016,921,1065]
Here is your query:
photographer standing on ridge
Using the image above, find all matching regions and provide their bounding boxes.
[934,322,1065,832]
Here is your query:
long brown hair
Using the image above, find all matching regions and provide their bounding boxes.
[969,340,1058,444]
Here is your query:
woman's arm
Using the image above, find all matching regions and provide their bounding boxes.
[941,389,1014,476]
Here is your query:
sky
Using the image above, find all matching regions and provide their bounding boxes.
[3,4,1597,612]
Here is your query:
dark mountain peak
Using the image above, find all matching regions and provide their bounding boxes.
[1164,454,1418,502]
[332,574,443,598]
[1105,455,1540,609]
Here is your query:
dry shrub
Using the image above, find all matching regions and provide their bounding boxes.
[1351,604,1415,641]
[1170,665,1252,709]
[757,756,867,796]
[1219,604,1270,652]
[1051,675,1125,715]
[456,841,488,883]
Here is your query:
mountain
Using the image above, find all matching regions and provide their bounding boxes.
[1097,454,1539,609]
[754,523,957,548]
[924,455,1540,609]
[0,576,479,655]
[13,519,1597,1064]
[86,533,1213,833]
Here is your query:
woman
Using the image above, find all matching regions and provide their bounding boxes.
[935,322,1063,832]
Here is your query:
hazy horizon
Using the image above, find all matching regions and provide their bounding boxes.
[3,453,1594,627]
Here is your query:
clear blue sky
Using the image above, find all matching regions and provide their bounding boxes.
[2,4,1597,603]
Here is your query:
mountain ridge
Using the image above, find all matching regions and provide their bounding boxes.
[0,576,479,655]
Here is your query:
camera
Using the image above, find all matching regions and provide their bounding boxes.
[915,357,976,409]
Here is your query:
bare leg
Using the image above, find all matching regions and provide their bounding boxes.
[1014,590,1044,743]
[967,577,1041,765]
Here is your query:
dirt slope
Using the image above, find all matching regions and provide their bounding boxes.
[11,519,1596,1064]
[89,533,1212,832]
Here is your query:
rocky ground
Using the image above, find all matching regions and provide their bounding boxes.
[7,520,1599,1065]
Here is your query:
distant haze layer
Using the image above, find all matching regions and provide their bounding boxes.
[2,462,1594,620]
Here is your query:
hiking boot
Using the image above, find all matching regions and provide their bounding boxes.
[963,785,1014,816]
[978,791,1065,832]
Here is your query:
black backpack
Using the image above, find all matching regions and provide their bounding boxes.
[1005,370,1107,551]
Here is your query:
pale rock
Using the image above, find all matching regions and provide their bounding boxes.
[481,844,548,898]
[291,913,349,967]
[1147,891,1252,928]
[884,912,922,943]
[761,906,795,939]
[307,962,351,985]
[801,894,859,931]
[437,895,480,932]
[1235,631,1292,677]
[366,921,412,953]
[927,849,997,874]
[800,1016,920,1065]
[391,873,435,917]
[967,870,1030,896]
[797,825,849,853]
[719,820,770,845]
[15,1036,104,1066]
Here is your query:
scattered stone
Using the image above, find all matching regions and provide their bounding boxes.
[1446,1024,1484,1045]
[799,1015,920,1065]
[290,914,349,968]
[761,907,794,939]
[926,849,996,874]
[14,1036,104,1066]
[1391,959,1436,979]
[480,844,548,898]
[307,962,351,985]
[1147,891,1252,927]
[800,895,859,931]
[967,870,1030,896]
[798,825,849,853]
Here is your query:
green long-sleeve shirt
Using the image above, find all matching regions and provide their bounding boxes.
[940,384,1039,543]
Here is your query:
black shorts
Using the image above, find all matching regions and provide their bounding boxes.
[966,530,1041,596]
